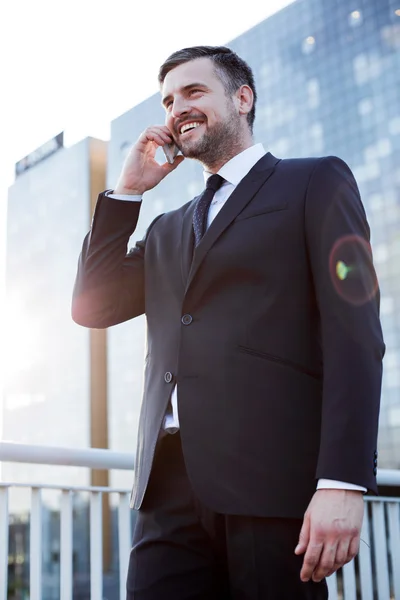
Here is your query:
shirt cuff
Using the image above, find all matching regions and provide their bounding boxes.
[317,479,367,493]
[105,190,142,202]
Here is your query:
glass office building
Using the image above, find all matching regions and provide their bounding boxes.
[4,136,110,598]
[4,136,108,494]
[107,0,400,485]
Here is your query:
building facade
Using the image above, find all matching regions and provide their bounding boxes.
[4,135,109,492]
[3,135,110,598]
[107,0,400,489]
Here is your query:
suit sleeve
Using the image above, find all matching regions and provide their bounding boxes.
[305,156,385,493]
[71,192,162,329]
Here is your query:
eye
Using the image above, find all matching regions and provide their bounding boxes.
[189,89,202,96]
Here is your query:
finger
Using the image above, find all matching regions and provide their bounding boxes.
[300,540,324,582]
[147,126,174,143]
[325,568,337,579]
[346,534,360,563]
[154,124,175,137]
[138,128,172,148]
[316,533,358,580]
[295,515,310,555]
[143,124,173,137]
[146,132,172,148]
[333,539,351,571]
[312,541,338,582]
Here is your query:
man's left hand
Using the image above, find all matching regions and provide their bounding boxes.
[295,489,364,582]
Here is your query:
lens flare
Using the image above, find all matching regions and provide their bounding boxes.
[329,235,379,306]
[336,260,351,281]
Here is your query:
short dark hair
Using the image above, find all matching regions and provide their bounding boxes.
[158,46,257,132]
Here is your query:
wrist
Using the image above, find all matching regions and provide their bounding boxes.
[114,182,144,195]
[316,488,363,495]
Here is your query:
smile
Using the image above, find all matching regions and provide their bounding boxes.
[179,121,203,135]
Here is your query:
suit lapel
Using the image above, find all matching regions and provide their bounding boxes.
[185,152,280,292]
[180,197,198,286]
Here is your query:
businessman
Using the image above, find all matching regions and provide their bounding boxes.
[72,46,384,599]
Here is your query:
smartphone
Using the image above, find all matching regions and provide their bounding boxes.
[162,141,180,164]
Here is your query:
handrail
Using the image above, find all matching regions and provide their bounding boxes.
[377,469,400,486]
[0,441,134,471]
[1,440,400,486]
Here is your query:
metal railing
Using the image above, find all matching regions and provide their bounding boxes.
[0,441,399,600]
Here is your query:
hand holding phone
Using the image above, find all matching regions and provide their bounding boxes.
[114,126,184,195]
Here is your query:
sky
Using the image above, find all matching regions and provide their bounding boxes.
[0,0,295,431]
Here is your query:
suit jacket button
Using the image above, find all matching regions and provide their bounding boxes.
[164,372,173,383]
[181,314,193,325]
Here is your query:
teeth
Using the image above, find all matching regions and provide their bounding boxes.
[180,122,201,134]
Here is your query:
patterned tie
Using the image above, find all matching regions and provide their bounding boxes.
[193,174,225,247]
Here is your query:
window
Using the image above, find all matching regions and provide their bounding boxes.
[302,36,316,55]
[380,296,395,315]
[353,53,369,85]
[307,79,320,108]
[388,407,400,426]
[389,117,400,136]
[348,10,363,28]
[358,98,373,116]
[374,244,389,264]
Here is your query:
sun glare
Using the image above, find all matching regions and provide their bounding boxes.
[3,298,42,385]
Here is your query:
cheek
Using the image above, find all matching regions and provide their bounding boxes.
[192,103,210,122]
[205,111,218,127]
[165,113,172,128]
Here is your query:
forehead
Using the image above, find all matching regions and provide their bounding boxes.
[161,57,223,98]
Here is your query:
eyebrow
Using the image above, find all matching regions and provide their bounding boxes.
[161,82,208,107]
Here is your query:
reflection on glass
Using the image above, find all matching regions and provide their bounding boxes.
[302,36,316,55]
[349,10,363,27]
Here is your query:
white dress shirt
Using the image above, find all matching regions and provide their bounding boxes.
[107,143,366,493]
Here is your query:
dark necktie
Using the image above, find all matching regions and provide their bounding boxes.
[193,174,225,247]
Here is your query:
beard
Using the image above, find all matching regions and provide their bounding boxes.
[176,105,243,169]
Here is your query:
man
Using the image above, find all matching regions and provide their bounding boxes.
[72,46,384,599]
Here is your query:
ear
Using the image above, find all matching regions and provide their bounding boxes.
[235,85,254,117]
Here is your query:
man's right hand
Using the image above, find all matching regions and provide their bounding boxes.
[114,125,185,195]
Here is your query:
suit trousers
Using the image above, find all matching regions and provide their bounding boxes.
[126,432,328,600]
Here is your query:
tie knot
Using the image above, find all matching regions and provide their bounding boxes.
[206,174,225,193]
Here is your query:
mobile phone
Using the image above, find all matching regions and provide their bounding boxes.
[162,141,180,164]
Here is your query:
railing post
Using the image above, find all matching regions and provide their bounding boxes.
[30,487,42,600]
[326,572,338,599]
[60,490,73,600]
[118,492,131,600]
[90,491,103,600]
[0,487,9,600]
[387,502,400,599]
[342,560,357,600]
[358,506,374,600]
[371,501,390,600]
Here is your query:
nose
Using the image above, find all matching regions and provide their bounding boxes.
[171,96,190,119]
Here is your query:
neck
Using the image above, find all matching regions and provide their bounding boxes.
[201,136,254,173]
[198,123,254,173]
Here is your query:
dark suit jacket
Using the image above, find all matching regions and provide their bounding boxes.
[72,152,385,518]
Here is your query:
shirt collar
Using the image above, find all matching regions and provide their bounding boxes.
[203,143,266,187]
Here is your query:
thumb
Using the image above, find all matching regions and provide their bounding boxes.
[162,154,185,173]
[295,515,310,555]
